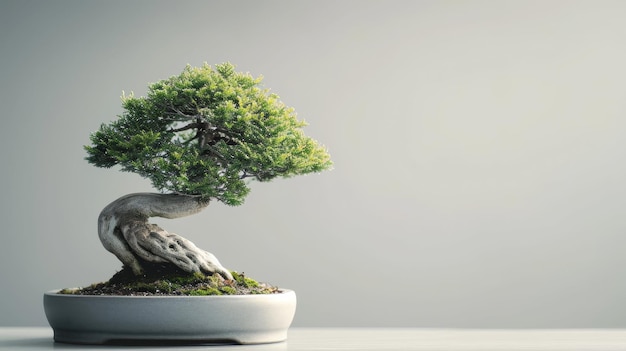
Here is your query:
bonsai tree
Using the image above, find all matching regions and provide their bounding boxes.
[85,62,332,283]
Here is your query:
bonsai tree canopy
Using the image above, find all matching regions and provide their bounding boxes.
[85,63,332,279]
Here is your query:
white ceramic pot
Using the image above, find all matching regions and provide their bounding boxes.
[43,289,296,345]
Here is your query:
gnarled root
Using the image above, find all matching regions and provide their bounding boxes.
[121,221,232,279]
[98,193,232,280]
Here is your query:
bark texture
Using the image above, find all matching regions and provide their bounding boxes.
[98,193,232,280]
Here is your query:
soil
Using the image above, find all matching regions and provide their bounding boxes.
[59,262,279,296]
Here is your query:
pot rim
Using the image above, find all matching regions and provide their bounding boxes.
[45,288,294,299]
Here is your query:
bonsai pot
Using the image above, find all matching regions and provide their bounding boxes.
[43,289,296,345]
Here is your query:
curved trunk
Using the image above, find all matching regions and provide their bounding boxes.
[98,193,232,280]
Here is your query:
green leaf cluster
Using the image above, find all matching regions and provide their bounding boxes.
[85,63,332,205]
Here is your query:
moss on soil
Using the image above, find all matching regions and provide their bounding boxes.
[59,263,279,296]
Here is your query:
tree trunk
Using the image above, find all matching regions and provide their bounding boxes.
[98,193,232,280]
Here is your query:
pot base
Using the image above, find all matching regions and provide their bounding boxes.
[51,329,289,345]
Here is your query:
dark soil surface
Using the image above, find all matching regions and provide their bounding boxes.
[60,263,279,296]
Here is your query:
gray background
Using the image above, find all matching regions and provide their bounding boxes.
[2,0,626,328]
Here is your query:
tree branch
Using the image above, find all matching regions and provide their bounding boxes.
[170,122,201,133]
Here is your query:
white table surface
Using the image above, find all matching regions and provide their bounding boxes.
[3,327,626,351]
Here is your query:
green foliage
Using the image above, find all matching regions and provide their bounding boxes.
[231,271,260,288]
[188,288,222,296]
[85,63,332,205]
